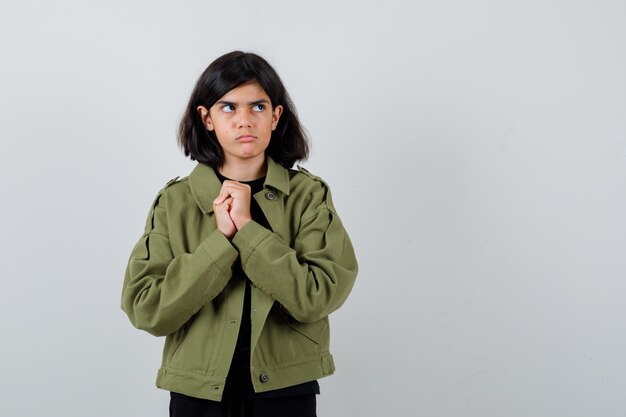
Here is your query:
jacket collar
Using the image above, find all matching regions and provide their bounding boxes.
[189,156,290,214]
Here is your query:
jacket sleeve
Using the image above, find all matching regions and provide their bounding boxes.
[231,181,358,323]
[121,188,239,336]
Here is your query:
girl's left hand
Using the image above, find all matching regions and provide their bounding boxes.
[213,180,252,231]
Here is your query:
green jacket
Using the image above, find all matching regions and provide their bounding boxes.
[121,157,358,401]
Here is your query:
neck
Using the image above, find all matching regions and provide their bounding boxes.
[219,156,267,181]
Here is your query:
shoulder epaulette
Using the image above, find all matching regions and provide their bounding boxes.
[159,176,180,193]
[296,165,337,212]
[145,176,180,234]
[296,166,326,184]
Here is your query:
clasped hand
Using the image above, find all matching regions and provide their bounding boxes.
[212,180,252,240]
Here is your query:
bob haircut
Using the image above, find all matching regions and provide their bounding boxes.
[178,51,309,168]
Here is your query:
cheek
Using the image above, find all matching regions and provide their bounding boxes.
[213,126,231,145]
[262,115,276,128]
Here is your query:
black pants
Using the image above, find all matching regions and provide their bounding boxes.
[169,392,317,417]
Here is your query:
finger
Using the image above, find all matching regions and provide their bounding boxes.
[213,188,232,206]
[222,181,251,194]
[213,200,232,213]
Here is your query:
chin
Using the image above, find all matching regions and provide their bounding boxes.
[240,148,267,159]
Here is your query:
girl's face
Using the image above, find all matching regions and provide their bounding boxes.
[197,81,282,168]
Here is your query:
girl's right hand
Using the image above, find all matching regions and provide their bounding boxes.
[213,197,237,240]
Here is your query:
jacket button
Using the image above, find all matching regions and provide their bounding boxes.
[259,373,270,383]
[265,191,275,200]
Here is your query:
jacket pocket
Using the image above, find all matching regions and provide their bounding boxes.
[279,308,326,344]
[168,320,192,359]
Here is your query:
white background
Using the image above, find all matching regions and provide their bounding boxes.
[1,1,626,416]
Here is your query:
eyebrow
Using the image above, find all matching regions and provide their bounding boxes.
[215,99,270,106]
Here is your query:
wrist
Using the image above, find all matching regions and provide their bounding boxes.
[235,217,252,230]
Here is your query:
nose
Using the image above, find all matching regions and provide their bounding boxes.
[237,110,252,128]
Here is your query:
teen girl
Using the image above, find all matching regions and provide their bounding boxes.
[121,51,358,417]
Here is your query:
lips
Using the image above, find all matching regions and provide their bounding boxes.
[236,134,256,142]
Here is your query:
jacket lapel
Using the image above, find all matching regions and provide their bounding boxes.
[189,163,222,214]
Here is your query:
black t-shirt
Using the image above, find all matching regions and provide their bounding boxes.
[215,169,320,399]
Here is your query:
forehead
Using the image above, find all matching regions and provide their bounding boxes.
[217,81,269,103]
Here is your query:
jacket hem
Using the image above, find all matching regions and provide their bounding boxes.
[157,366,225,401]
[156,353,335,401]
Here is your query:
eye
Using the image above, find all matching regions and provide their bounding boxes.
[221,104,236,113]
[252,104,265,112]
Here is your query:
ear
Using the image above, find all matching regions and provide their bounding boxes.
[271,105,283,131]
[197,105,214,131]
